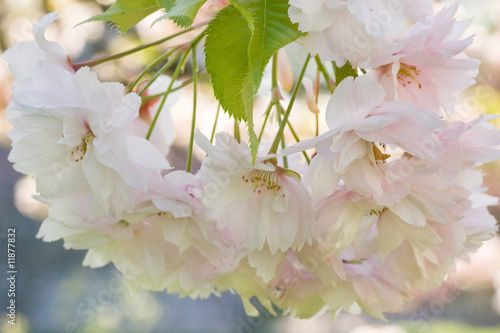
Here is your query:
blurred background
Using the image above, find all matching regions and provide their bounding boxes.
[1,0,500,332]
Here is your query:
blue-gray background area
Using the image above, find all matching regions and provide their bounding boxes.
[0,146,279,333]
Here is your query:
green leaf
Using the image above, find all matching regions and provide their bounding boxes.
[156,0,207,27]
[231,0,303,92]
[333,61,358,85]
[204,5,251,121]
[241,72,259,162]
[77,0,160,33]
[205,1,302,161]
[205,5,259,159]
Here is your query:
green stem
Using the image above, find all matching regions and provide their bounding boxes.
[272,52,279,91]
[141,73,208,102]
[138,51,184,96]
[258,102,273,141]
[186,47,199,173]
[272,54,287,167]
[258,53,281,142]
[315,55,335,93]
[189,28,208,48]
[277,106,288,168]
[72,20,209,69]
[276,102,311,164]
[268,54,311,155]
[127,46,182,93]
[146,50,190,141]
[234,118,241,143]
[210,104,221,143]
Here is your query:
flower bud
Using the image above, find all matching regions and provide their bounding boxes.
[301,77,320,114]
[277,48,293,92]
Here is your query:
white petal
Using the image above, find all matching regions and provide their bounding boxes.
[325,75,385,131]
[126,136,171,170]
[389,197,428,227]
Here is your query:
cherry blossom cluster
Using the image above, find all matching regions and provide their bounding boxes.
[3,1,500,319]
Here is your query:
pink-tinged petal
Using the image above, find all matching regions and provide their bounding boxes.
[125,136,171,170]
[290,0,434,65]
[332,135,366,173]
[3,13,71,78]
[247,194,269,251]
[248,248,286,283]
[325,76,385,130]
[7,59,164,218]
[341,156,383,198]
[307,157,341,198]
[378,176,411,207]
[198,131,313,256]
[82,147,115,200]
[32,12,69,65]
[12,62,76,107]
[353,113,401,134]
[367,3,479,113]
[2,42,46,78]
[267,207,300,253]
[154,199,191,218]
[401,0,434,21]
[316,198,365,252]
[378,210,442,257]
[281,130,336,156]
[288,0,332,31]
[389,197,428,227]
[460,116,500,163]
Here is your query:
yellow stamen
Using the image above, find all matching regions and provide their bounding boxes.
[242,169,284,196]
[397,63,422,89]
[373,143,391,161]
[69,133,94,163]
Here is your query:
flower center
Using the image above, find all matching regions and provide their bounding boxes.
[397,63,422,88]
[70,133,94,163]
[242,169,284,195]
[368,207,387,216]
[372,143,391,162]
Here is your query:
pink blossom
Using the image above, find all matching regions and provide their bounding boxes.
[195,131,313,281]
[288,0,434,65]
[365,3,480,113]
[285,75,443,200]
[7,63,170,219]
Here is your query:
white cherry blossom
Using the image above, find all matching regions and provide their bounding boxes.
[285,74,443,200]
[7,63,170,219]
[289,0,434,65]
[365,3,480,113]
[3,12,73,78]
[195,131,313,281]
